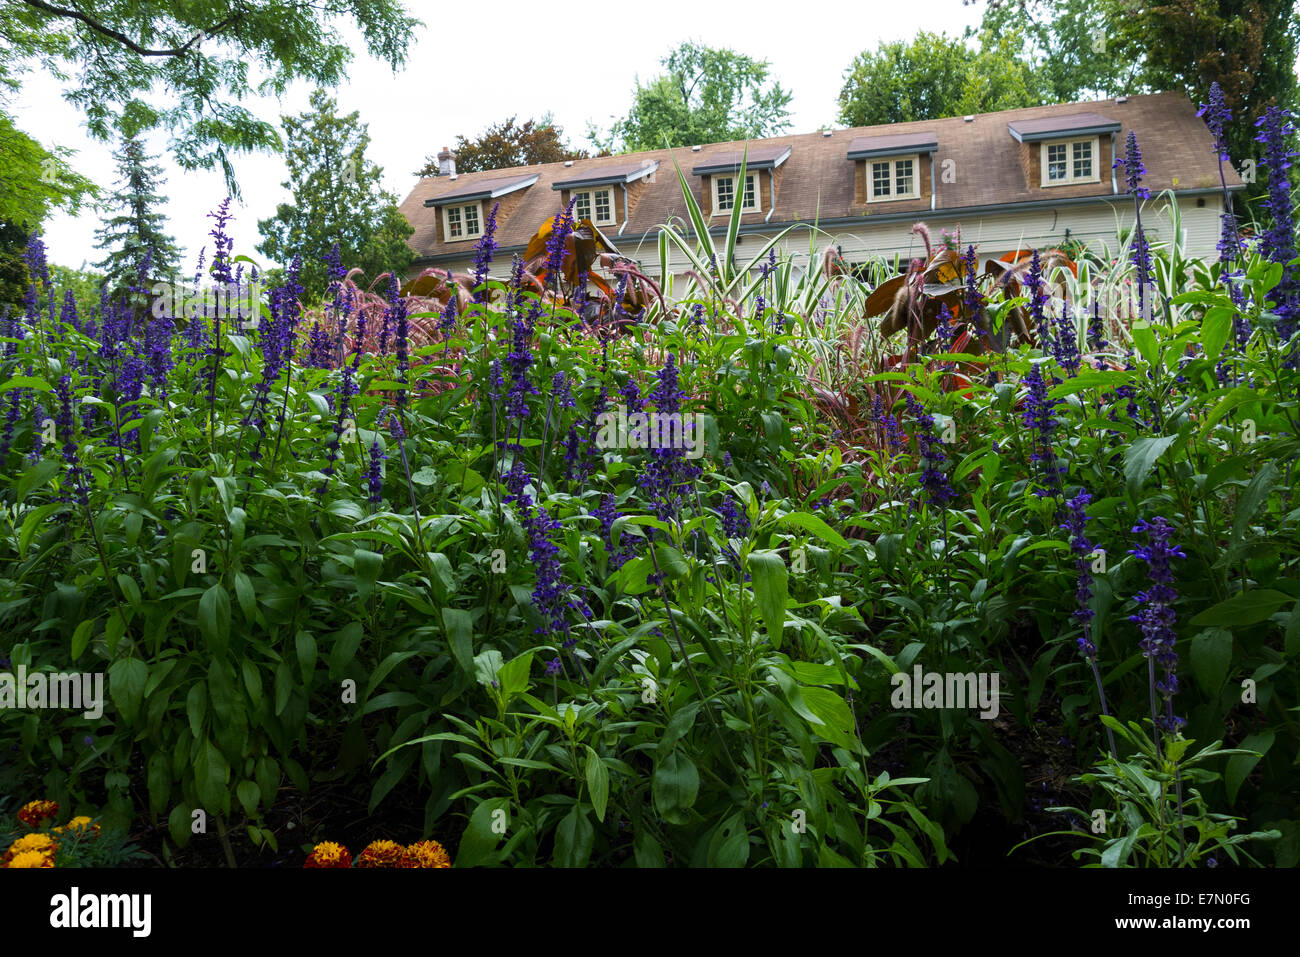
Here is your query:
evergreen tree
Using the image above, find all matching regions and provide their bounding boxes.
[93,133,180,294]
[257,89,413,301]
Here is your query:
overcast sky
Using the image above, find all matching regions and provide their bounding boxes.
[13,1,990,271]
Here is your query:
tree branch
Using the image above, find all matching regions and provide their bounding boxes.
[19,0,243,57]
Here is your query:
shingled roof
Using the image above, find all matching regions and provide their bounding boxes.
[399,91,1239,264]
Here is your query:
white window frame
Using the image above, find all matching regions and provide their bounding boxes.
[442,201,484,242]
[571,187,617,226]
[711,172,761,215]
[866,155,921,203]
[1040,136,1100,187]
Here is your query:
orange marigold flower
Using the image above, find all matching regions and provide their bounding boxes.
[354,839,405,868]
[3,833,58,866]
[54,816,101,838]
[404,840,452,868]
[17,800,59,827]
[5,850,55,868]
[303,841,352,868]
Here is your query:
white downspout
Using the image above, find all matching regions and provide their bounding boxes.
[619,183,630,236]
[1110,132,1118,194]
[765,169,776,223]
[929,153,936,211]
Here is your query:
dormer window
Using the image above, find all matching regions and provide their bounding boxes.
[847,132,936,207]
[443,202,482,241]
[1041,137,1099,186]
[714,172,760,213]
[572,187,616,226]
[868,155,919,202]
[1007,113,1118,189]
[423,171,540,244]
[691,146,790,218]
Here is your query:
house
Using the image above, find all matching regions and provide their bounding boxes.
[397,91,1241,290]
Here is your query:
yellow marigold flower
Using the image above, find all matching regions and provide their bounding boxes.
[354,839,405,868]
[54,816,101,838]
[3,833,58,866]
[17,799,59,827]
[404,840,452,868]
[303,841,352,868]
[5,850,55,868]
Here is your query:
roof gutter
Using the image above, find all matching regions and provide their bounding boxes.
[611,186,1245,245]
[410,186,1243,265]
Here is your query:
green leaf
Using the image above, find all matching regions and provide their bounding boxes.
[198,584,232,657]
[1232,462,1278,542]
[496,650,533,700]
[652,750,700,823]
[1190,628,1233,694]
[707,812,750,867]
[353,548,382,601]
[1226,731,1274,806]
[147,752,171,816]
[1124,435,1177,498]
[295,631,317,684]
[748,550,788,648]
[473,649,505,689]
[454,797,510,867]
[327,622,364,678]
[442,607,475,676]
[70,619,94,661]
[585,746,610,823]
[0,375,53,394]
[1201,305,1233,363]
[195,738,231,816]
[1191,590,1292,628]
[775,511,848,548]
[107,657,148,725]
[554,805,595,868]
[237,780,261,818]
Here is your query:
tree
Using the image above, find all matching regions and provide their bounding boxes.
[1,0,419,195]
[257,89,413,301]
[838,30,1045,128]
[93,133,180,294]
[415,115,588,177]
[600,42,793,152]
[0,111,97,313]
[972,0,1300,199]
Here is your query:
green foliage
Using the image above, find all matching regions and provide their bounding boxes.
[599,42,793,152]
[256,89,412,300]
[1,161,1298,868]
[0,0,420,195]
[838,30,1045,128]
[0,112,98,230]
[415,115,589,177]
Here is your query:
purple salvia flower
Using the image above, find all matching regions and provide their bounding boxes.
[1025,250,1053,354]
[904,392,955,510]
[1254,106,1300,354]
[544,200,577,293]
[366,437,386,505]
[471,202,500,304]
[1021,361,1065,504]
[1128,516,1187,734]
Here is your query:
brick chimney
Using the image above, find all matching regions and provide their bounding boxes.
[436,146,456,177]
